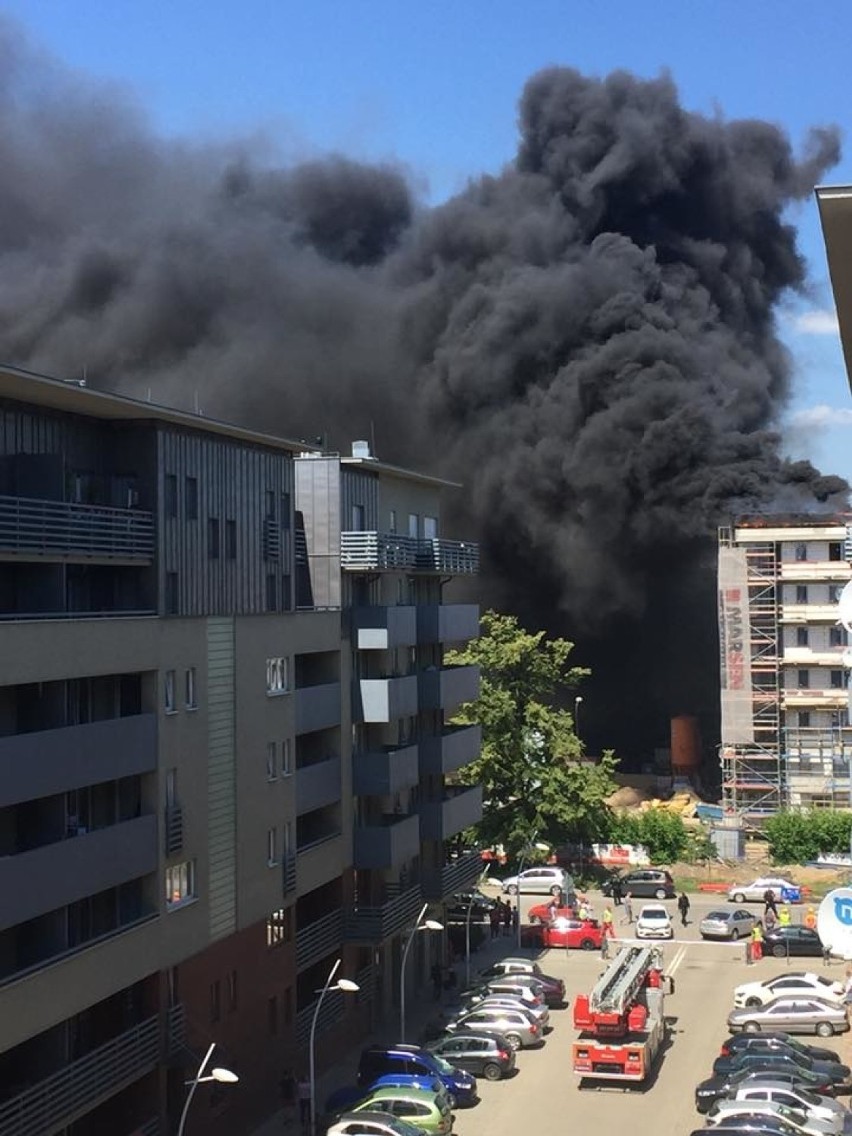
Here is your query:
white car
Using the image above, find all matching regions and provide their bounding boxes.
[728,877,798,904]
[734,972,845,1009]
[501,867,574,896]
[327,1114,424,1136]
[723,1082,850,1133]
[707,1100,836,1136]
[635,904,674,940]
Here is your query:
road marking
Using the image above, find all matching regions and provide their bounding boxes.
[668,945,687,976]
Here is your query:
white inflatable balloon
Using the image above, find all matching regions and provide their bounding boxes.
[838,580,852,634]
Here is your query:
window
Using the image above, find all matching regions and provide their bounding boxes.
[164,670,176,712]
[796,627,808,647]
[268,995,279,1036]
[794,543,807,562]
[185,667,197,709]
[281,738,292,777]
[227,970,238,1012]
[265,574,277,612]
[831,625,849,647]
[389,509,397,533]
[796,585,808,603]
[166,768,178,808]
[210,980,221,1023]
[226,519,237,559]
[798,711,811,728]
[165,573,178,615]
[266,490,276,521]
[185,476,199,520]
[266,657,290,694]
[408,513,418,538]
[831,670,844,689]
[267,827,277,867]
[208,518,220,559]
[166,860,196,907]
[281,492,291,529]
[424,515,438,540]
[830,542,843,561]
[351,503,365,531]
[266,742,278,781]
[830,584,842,603]
[165,474,178,519]
[797,670,809,689]
[266,908,292,947]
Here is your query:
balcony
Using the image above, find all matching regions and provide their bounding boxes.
[0,1013,161,1136]
[782,688,848,708]
[296,909,344,972]
[295,757,342,816]
[784,647,850,666]
[419,726,482,777]
[296,834,344,895]
[780,604,845,623]
[0,815,158,933]
[0,495,155,564]
[0,715,157,809]
[417,604,480,645]
[421,851,485,901]
[356,675,418,723]
[341,532,479,576]
[420,785,483,843]
[344,884,425,942]
[418,665,480,714]
[353,814,420,870]
[294,683,342,734]
[353,605,417,650]
[780,561,851,581]
[164,805,183,856]
[353,743,420,796]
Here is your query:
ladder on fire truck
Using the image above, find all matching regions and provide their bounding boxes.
[589,945,662,1017]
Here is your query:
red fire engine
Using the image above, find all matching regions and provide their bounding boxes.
[572,944,670,1087]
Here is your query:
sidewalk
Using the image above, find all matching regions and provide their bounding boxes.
[247,923,527,1136]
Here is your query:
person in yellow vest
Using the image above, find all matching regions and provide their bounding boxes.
[750,922,764,962]
[804,906,817,930]
[778,905,791,928]
[601,906,614,939]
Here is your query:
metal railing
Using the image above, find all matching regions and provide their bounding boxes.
[283,852,297,894]
[263,518,281,562]
[0,495,155,561]
[296,910,343,972]
[344,884,424,942]
[0,1015,160,1136]
[341,532,479,575]
[295,988,344,1047]
[136,1118,160,1136]
[0,609,157,623]
[421,851,484,901]
[164,806,183,856]
[167,1003,186,1055]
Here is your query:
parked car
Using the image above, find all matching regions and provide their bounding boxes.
[635,904,674,940]
[347,1088,452,1135]
[527,901,576,924]
[728,997,849,1039]
[445,891,497,923]
[603,869,675,900]
[327,1111,426,1136]
[763,928,826,959]
[720,1081,852,1132]
[696,1069,843,1114]
[326,1077,452,1118]
[479,979,548,1007]
[720,1033,843,1065]
[702,1122,805,1136]
[500,867,574,896]
[357,1046,478,1106]
[702,909,761,941]
[426,1033,516,1081]
[734,974,845,1009]
[459,994,550,1028]
[728,878,801,904]
[706,1101,837,1136]
[477,961,566,1007]
[712,1052,850,1092]
[536,917,603,950]
[445,1006,543,1049]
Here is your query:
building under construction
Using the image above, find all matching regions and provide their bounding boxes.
[718,515,852,821]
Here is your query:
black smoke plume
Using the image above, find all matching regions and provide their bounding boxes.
[0,21,847,763]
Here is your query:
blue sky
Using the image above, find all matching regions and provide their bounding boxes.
[6,0,852,481]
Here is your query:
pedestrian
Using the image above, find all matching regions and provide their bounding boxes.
[764,908,777,932]
[577,895,589,921]
[611,876,623,907]
[778,904,791,928]
[548,898,558,923]
[750,923,764,963]
[622,893,633,925]
[677,892,690,928]
[601,931,610,960]
[511,904,519,934]
[804,906,817,930]
[763,889,778,920]
[297,1072,311,1131]
[431,962,443,1001]
[503,900,513,937]
[489,904,501,940]
[602,906,614,939]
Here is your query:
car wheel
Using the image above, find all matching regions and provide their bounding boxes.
[729,929,739,942]
[580,938,596,950]
[655,888,667,900]
[816,1022,835,1038]
[482,1062,502,1082]
[745,997,762,1007]
[743,1021,761,1033]
[550,885,562,896]
[505,1033,522,1051]
[506,884,518,896]
[732,892,746,904]
[772,944,786,959]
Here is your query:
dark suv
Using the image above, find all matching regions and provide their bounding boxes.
[357,1045,478,1105]
[603,869,675,900]
[427,1032,516,1081]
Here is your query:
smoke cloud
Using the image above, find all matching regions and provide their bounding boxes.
[0,21,847,761]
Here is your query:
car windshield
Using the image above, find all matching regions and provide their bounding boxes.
[429,1055,454,1074]
[642,910,667,920]
[708,911,729,920]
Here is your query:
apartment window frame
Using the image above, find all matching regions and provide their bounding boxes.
[281,738,292,777]
[164,669,177,714]
[797,669,810,690]
[185,667,197,710]
[266,657,290,695]
[267,826,278,868]
[829,584,842,604]
[266,742,278,782]
[208,517,221,559]
[281,492,291,530]
[266,907,292,948]
[185,476,199,521]
[794,543,807,562]
[424,515,438,540]
[798,711,811,728]
[165,860,196,909]
[831,669,845,690]
[408,513,418,538]
[829,542,843,562]
[795,585,808,604]
[831,626,849,647]
[266,490,276,521]
[164,474,178,519]
[796,627,809,648]
[389,509,397,533]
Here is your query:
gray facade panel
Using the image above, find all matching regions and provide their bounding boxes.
[356,675,419,722]
[419,786,483,843]
[207,616,237,940]
[0,714,157,807]
[341,466,379,531]
[418,665,480,713]
[295,757,342,815]
[418,725,482,777]
[0,814,158,932]
[293,457,341,609]
[354,605,417,650]
[353,814,420,869]
[353,744,420,796]
[417,604,480,645]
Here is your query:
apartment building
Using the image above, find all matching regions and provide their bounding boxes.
[0,366,482,1136]
[718,515,852,819]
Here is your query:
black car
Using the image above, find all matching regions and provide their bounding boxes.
[720,1031,841,1065]
[695,1066,840,1113]
[712,1050,850,1089]
[762,926,825,959]
[602,869,675,900]
[477,965,565,1007]
[426,1032,516,1081]
[445,891,497,923]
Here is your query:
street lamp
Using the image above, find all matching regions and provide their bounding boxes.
[574,696,583,739]
[177,1042,239,1136]
[310,959,359,1136]
[465,865,491,989]
[400,903,443,1041]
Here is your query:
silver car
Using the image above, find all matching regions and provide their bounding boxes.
[460,994,549,1028]
[707,1100,837,1136]
[445,1006,543,1050]
[728,877,798,904]
[701,908,760,941]
[727,997,850,1038]
[723,1082,852,1134]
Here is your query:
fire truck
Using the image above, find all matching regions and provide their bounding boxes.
[572,944,671,1087]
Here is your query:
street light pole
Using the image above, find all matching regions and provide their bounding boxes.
[465,866,490,990]
[400,903,444,1041]
[310,959,359,1136]
[177,1042,239,1136]
[574,696,583,741]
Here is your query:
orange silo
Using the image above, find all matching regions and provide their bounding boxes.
[671,715,701,774]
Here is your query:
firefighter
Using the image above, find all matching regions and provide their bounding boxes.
[750,923,764,962]
[778,904,791,928]
[602,906,615,940]
[804,906,817,930]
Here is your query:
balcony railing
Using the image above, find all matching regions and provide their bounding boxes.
[421,851,485,901]
[344,884,424,942]
[282,852,297,894]
[0,1014,160,1136]
[164,805,183,856]
[295,987,344,1047]
[296,910,344,972]
[341,532,479,576]
[0,495,155,562]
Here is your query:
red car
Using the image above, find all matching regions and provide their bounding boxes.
[527,902,576,924]
[521,917,603,950]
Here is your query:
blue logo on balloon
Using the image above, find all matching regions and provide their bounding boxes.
[833,897,852,925]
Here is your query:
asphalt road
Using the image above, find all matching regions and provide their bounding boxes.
[454,885,851,1136]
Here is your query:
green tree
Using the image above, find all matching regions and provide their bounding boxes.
[446,610,617,855]
[765,809,852,865]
